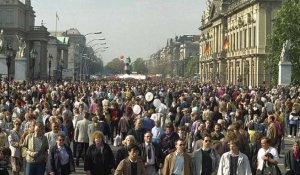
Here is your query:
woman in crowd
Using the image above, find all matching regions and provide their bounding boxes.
[84,131,115,175]
[115,135,136,166]
[160,122,179,159]
[285,140,300,175]
[47,134,75,175]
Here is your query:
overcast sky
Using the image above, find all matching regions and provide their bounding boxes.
[31,0,206,64]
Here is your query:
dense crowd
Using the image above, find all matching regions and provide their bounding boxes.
[0,79,299,175]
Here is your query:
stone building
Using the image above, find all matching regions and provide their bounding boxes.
[199,0,282,86]
[0,0,49,80]
[147,35,199,77]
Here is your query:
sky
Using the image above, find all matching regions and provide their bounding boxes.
[31,0,206,64]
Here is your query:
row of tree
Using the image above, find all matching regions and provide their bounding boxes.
[104,57,148,74]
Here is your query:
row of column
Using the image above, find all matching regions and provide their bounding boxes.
[200,58,259,86]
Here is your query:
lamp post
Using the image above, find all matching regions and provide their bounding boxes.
[48,54,53,81]
[60,59,64,82]
[79,37,105,81]
[5,45,14,98]
[30,49,37,81]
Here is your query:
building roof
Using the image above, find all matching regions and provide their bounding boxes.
[65,28,81,35]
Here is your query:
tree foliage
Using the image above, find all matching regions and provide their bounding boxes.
[184,56,199,77]
[268,0,300,84]
[104,58,124,74]
[132,58,148,74]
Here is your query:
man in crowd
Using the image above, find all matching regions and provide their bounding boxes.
[162,138,193,175]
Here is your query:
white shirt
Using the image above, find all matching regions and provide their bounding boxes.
[145,142,155,165]
[257,146,279,170]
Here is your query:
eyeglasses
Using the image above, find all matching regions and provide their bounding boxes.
[53,126,58,128]
[15,123,20,125]
[204,140,211,142]
[145,136,152,138]
[179,144,185,146]
[58,139,64,141]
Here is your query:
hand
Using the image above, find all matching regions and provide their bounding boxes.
[262,155,269,161]
[49,172,55,175]
[111,169,115,174]
[31,152,38,157]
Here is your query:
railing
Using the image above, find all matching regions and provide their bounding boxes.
[30,26,48,32]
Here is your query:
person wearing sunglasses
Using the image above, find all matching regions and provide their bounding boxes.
[192,135,219,175]
[162,138,193,175]
[47,134,75,175]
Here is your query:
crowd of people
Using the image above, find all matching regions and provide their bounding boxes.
[0,79,299,175]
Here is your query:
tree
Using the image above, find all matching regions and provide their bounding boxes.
[132,58,148,74]
[268,0,300,84]
[104,58,124,74]
[184,56,199,77]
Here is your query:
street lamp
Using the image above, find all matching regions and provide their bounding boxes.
[60,59,64,82]
[86,38,106,45]
[48,54,53,81]
[30,49,37,81]
[5,44,14,97]
[84,32,102,36]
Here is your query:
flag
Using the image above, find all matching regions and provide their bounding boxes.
[56,12,59,21]
[204,43,211,54]
[223,38,230,49]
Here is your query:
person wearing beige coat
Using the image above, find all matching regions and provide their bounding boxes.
[114,144,145,175]
[162,139,194,175]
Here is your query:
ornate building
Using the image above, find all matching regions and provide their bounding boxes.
[0,0,49,80]
[199,0,282,86]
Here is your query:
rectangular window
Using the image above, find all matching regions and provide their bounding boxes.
[240,31,242,49]
[244,29,247,48]
[248,28,251,48]
[253,26,256,47]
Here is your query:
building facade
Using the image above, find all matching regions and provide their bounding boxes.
[0,0,50,80]
[199,0,282,86]
[147,35,199,78]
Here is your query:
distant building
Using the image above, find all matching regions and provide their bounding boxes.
[147,35,199,77]
[199,0,282,86]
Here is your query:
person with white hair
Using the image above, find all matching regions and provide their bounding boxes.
[115,135,136,167]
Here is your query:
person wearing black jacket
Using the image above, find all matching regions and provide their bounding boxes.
[47,134,75,175]
[139,132,163,175]
[84,131,115,175]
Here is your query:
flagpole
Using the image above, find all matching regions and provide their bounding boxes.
[55,12,58,36]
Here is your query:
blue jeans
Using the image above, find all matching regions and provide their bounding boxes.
[25,162,45,175]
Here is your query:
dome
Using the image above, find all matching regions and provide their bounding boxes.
[65,28,81,35]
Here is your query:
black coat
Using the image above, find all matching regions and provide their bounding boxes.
[84,143,115,175]
[47,144,75,175]
[139,142,163,171]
